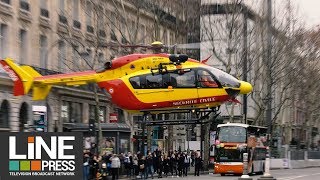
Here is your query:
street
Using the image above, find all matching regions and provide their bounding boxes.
[155,168,320,180]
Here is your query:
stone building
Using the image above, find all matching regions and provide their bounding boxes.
[0,0,190,153]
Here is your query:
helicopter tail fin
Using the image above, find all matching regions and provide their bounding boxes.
[0,58,41,96]
[0,58,52,100]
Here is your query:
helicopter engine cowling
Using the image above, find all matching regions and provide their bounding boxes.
[169,54,189,64]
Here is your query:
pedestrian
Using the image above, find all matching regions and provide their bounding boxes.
[83,151,90,180]
[163,155,170,177]
[146,153,154,179]
[100,163,108,180]
[110,154,121,180]
[194,153,202,176]
[183,153,190,176]
[177,154,184,177]
[138,156,146,179]
[158,155,164,178]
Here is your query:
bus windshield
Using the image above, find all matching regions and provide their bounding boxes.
[218,126,246,143]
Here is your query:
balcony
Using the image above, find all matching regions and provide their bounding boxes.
[0,0,13,16]
[19,1,32,22]
[40,8,49,18]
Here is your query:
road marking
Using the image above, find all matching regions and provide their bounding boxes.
[278,173,320,180]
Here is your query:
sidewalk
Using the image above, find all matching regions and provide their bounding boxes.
[118,166,212,179]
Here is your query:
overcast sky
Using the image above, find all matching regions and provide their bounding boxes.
[293,0,320,29]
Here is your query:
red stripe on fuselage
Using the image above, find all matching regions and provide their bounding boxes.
[98,79,231,111]
[110,54,169,69]
[0,60,25,95]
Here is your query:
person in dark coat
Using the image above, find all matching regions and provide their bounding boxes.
[194,153,202,176]
[170,154,178,177]
[158,155,164,178]
[152,152,159,174]
[163,155,170,177]
[177,154,184,177]
[138,156,146,179]
[146,153,154,179]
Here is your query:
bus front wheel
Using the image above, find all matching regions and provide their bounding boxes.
[220,173,225,176]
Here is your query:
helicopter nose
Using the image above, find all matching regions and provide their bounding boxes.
[239,81,253,94]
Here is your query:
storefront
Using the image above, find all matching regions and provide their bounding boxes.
[63,123,131,154]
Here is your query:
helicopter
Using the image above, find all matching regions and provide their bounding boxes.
[0,44,252,114]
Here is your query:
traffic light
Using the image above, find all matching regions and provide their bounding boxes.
[89,118,96,135]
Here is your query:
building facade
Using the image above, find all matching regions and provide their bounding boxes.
[0,0,189,153]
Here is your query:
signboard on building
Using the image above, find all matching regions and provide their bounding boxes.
[109,113,118,123]
[32,106,47,132]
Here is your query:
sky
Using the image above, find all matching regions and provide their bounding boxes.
[292,0,320,29]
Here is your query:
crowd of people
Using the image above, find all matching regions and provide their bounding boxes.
[83,148,204,180]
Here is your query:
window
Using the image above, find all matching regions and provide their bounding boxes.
[0,24,8,59]
[1,0,10,5]
[19,29,27,64]
[146,74,163,88]
[206,66,240,88]
[197,69,218,88]
[58,40,66,72]
[70,102,82,123]
[129,77,140,89]
[72,0,79,20]
[171,70,196,88]
[20,0,29,11]
[39,35,47,68]
[62,101,82,123]
[0,100,9,128]
[89,105,106,123]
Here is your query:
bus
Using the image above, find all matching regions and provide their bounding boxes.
[214,123,267,176]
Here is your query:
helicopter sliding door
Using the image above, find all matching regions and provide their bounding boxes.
[164,70,198,108]
[129,73,172,109]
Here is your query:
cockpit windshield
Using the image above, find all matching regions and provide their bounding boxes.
[206,66,240,88]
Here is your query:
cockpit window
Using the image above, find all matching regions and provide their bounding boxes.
[206,66,240,88]
[197,69,219,88]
